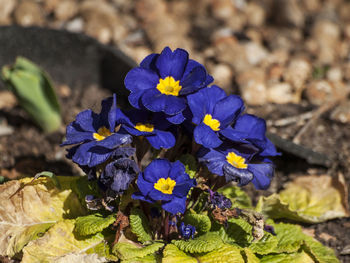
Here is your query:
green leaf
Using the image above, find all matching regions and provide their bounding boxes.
[249,232,278,255]
[1,57,61,133]
[271,222,305,253]
[172,232,223,253]
[303,235,340,263]
[184,212,211,234]
[34,171,61,189]
[0,176,86,257]
[195,244,245,263]
[74,213,116,236]
[22,219,110,263]
[218,218,253,244]
[162,244,197,263]
[112,242,164,260]
[242,248,260,263]
[218,185,253,209]
[256,175,349,223]
[179,154,197,178]
[121,254,160,263]
[129,208,153,243]
[260,251,314,263]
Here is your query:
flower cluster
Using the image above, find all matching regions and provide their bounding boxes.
[62,46,279,242]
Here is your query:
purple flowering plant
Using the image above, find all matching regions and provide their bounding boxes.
[60,47,282,260]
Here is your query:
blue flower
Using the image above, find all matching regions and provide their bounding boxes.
[180,222,196,239]
[120,109,176,149]
[198,143,274,190]
[124,47,213,123]
[208,189,232,209]
[187,86,244,148]
[98,157,139,194]
[61,94,132,167]
[220,114,280,157]
[132,159,196,214]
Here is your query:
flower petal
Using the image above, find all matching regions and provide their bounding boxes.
[136,172,155,196]
[162,196,187,214]
[146,130,175,149]
[164,96,187,115]
[197,147,226,176]
[223,163,254,186]
[166,111,185,124]
[143,159,171,182]
[181,59,213,87]
[71,141,97,166]
[61,123,93,146]
[156,47,188,80]
[194,123,222,148]
[124,67,159,92]
[213,95,244,127]
[248,163,274,190]
[179,66,207,95]
[96,133,132,149]
[173,179,196,198]
[141,89,167,112]
[140,53,159,72]
[75,109,97,132]
[132,192,155,203]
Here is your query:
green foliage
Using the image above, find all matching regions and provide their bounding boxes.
[113,242,164,261]
[303,235,339,263]
[242,248,260,263]
[172,232,223,253]
[121,254,161,263]
[217,217,253,244]
[271,221,305,253]
[162,244,197,263]
[179,154,197,178]
[74,213,116,236]
[1,57,61,133]
[129,208,153,243]
[218,185,253,209]
[260,251,314,263]
[184,211,211,234]
[195,244,245,263]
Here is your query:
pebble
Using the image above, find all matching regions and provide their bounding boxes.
[209,63,233,93]
[244,2,265,27]
[14,0,45,26]
[267,82,295,104]
[244,42,268,66]
[54,0,78,22]
[41,0,60,13]
[305,80,345,105]
[0,91,17,109]
[330,101,350,124]
[326,67,343,82]
[211,0,236,20]
[65,17,84,33]
[340,244,350,255]
[237,68,267,105]
[0,0,16,25]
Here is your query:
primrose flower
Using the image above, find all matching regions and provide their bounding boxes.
[61,94,132,167]
[120,110,176,149]
[208,189,232,209]
[132,159,196,214]
[124,47,213,123]
[98,157,139,194]
[180,222,196,239]
[198,143,274,190]
[187,85,244,148]
[220,114,280,157]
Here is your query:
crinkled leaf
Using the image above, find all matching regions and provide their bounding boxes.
[75,213,116,236]
[217,218,253,244]
[71,176,100,203]
[121,254,161,263]
[1,57,61,133]
[249,232,278,255]
[259,251,314,263]
[242,248,260,263]
[162,244,197,263]
[303,235,339,263]
[271,222,305,253]
[172,232,223,253]
[52,253,108,263]
[218,185,253,209]
[129,208,153,243]
[179,154,197,178]
[112,242,164,260]
[22,219,110,263]
[0,177,86,257]
[256,175,349,223]
[184,212,211,234]
[195,244,245,263]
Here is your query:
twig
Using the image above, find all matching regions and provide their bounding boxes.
[268,111,314,127]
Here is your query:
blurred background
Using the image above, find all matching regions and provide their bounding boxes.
[1,0,350,261]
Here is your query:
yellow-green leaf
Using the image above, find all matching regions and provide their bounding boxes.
[260,251,314,263]
[162,244,197,263]
[303,235,339,263]
[196,244,245,263]
[75,213,116,236]
[112,242,164,260]
[0,177,86,257]
[242,248,260,263]
[22,220,108,263]
[218,185,253,209]
[172,232,223,253]
[256,175,349,223]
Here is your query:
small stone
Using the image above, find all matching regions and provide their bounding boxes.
[14,0,45,26]
[284,58,312,90]
[319,232,336,242]
[41,0,60,13]
[267,64,284,83]
[269,0,304,27]
[244,42,268,66]
[209,63,233,93]
[340,245,350,256]
[327,67,343,82]
[211,0,236,20]
[85,17,112,43]
[330,101,350,124]
[267,82,294,104]
[0,0,16,25]
[237,68,267,106]
[54,0,78,22]
[0,91,17,109]
[65,17,84,32]
[305,80,345,106]
[245,2,265,27]
[58,85,71,98]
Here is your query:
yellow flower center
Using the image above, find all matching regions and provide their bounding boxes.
[93,126,112,141]
[203,114,220,131]
[226,152,248,169]
[156,76,182,96]
[135,123,154,132]
[154,177,176,194]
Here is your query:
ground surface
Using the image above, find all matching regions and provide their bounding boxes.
[1,0,350,262]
